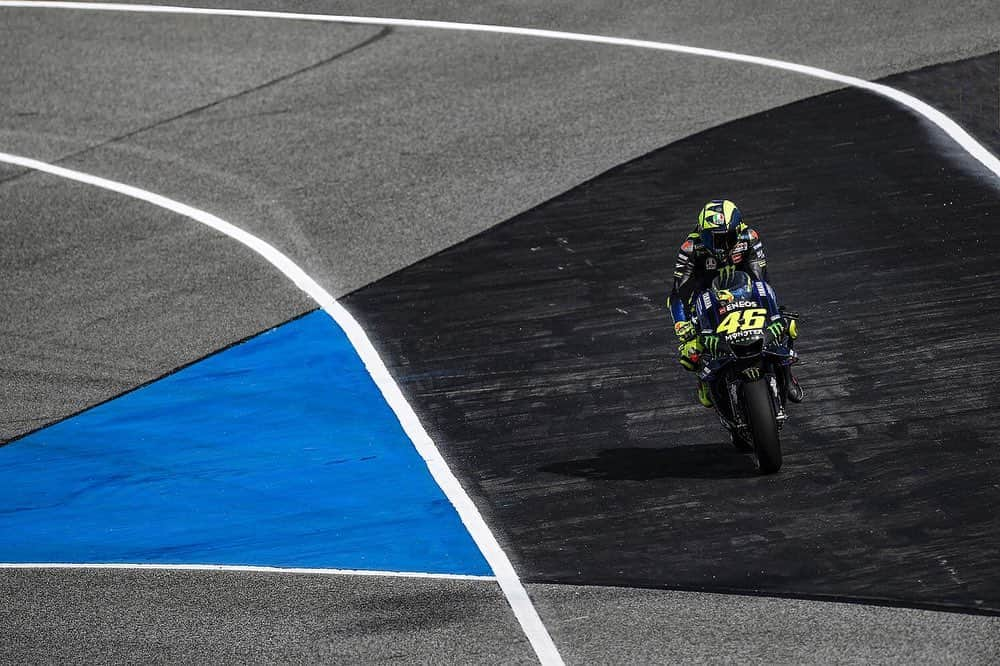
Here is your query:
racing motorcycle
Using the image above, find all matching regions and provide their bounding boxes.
[691,272,799,474]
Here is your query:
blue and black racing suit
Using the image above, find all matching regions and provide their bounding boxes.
[668,224,768,327]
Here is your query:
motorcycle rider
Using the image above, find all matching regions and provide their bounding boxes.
[668,199,802,406]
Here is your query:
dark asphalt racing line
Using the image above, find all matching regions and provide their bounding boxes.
[343,51,1000,617]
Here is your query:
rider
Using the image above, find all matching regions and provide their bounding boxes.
[668,199,802,406]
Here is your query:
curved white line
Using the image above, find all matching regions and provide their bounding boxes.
[0,562,496,580]
[0,151,563,666]
[2,1,999,181]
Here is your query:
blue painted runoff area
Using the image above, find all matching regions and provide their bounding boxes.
[0,310,489,575]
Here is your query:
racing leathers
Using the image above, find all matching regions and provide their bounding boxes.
[669,225,770,408]
[669,225,768,332]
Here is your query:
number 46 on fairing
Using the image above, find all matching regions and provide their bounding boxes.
[716,308,767,334]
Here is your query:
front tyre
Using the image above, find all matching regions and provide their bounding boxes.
[743,378,782,474]
[730,429,753,452]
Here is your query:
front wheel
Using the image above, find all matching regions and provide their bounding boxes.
[730,429,753,451]
[743,378,782,474]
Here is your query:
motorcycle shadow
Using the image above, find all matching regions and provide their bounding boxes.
[541,444,758,480]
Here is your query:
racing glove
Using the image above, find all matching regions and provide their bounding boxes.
[765,320,786,346]
[778,306,800,340]
[678,339,702,371]
[702,334,721,356]
[674,320,696,343]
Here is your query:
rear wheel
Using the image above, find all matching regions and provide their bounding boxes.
[743,378,782,473]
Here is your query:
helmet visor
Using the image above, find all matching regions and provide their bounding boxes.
[702,227,736,253]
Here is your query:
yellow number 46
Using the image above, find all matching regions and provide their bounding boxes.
[717,308,767,334]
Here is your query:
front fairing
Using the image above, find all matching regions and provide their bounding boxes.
[694,285,792,378]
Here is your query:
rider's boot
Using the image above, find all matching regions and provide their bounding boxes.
[788,376,803,403]
[784,366,804,403]
[697,380,713,408]
[784,319,804,403]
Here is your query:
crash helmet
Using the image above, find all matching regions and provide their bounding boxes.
[697,199,742,253]
[711,270,754,302]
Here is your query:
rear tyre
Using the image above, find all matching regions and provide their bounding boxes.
[743,378,782,473]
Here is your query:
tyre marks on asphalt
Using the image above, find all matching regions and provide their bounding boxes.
[0,27,393,191]
[344,51,1000,613]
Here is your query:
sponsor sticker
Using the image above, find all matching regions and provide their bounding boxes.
[725,300,759,311]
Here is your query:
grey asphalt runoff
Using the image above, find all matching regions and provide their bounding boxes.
[0,568,535,664]
[2,1,1000,663]
[529,583,1000,664]
[3,569,997,665]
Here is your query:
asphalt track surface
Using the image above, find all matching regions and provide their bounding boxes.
[345,50,1000,612]
[2,1,1000,663]
[346,51,1000,614]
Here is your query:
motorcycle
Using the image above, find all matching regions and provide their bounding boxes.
[691,273,798,474]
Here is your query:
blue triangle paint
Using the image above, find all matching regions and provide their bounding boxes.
[0,310,490,576]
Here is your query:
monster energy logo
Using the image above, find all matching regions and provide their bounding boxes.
[743,367,761,380]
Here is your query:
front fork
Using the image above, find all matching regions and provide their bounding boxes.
[718,372,785,439]
[770,373,787,426]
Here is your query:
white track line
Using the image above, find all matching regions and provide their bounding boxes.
[0,151,563,666]
[1,1,999,181]
[0,562,495,580]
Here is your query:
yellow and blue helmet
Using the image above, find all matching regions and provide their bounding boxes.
[697,199,743,253]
